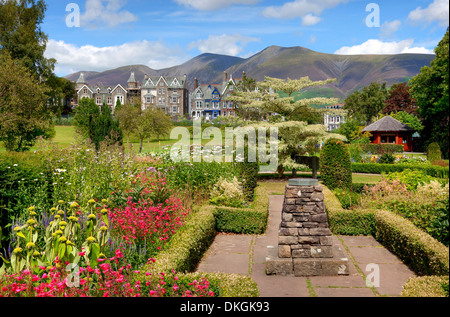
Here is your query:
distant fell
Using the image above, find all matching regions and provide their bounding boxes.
[65,45,435,99]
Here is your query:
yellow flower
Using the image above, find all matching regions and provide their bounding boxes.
[59,236,67,243]
[88,214,96,220]
[58,200,65,204]
[28,206,35,212]
[55,230,63,236]
[57,210,65,215]
[27,219,36,226]
[100,226,108,232]
[86,236,96,243]
[68,216,79,222]
[59,221,68,227]
[26,242,35,249]
[70,202,79,209]
[88,199,96,205]
[101,209,108,215]
[14,247,23,254]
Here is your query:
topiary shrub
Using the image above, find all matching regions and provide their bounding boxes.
[427,142,442,162]
[320,138,353,190]
[379,153,395,164]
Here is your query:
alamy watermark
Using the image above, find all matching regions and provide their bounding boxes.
[66,3,80,28]
[365,263,380,288]
[366,3,380,28]
[170,120,279,173]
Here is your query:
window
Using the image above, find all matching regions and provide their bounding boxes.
[196,101,202,109]
[381,134,396,144]
[173,89,178,94]
[107,97,112,105]
[206,103,210,109]
[173,97,177,103]
[146,97,152,103]
[117,89,122,95]
[173,106,178,113]
[96,97,102,105]
[83,88,87,94]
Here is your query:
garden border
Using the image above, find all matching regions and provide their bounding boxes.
[323,185,449,295]
[135,186,270,297]
[351,163,449,177]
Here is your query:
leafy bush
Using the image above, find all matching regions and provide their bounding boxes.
[402,276,449,297]
[427,142,442,162]
[379,153,395,164]
[319,138,352,190]
[210,177,245,208]
[351,162,449,178]
[384,169,434,190]
[429,198,449,247]
[358,144,404,155]
[332,189,361,210]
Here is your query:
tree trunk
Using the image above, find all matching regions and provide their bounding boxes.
[139,138,143,153]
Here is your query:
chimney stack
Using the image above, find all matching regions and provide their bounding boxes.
[223,71,228,83]
[194,78,198,89]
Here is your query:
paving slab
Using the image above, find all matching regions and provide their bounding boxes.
[314,287,376,297]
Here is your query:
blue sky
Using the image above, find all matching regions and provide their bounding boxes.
[42,0,449,76]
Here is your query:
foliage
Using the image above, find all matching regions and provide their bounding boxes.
[209,177,245,208]
[382,82,418,115]
[384,169,434,190]
[319,138,353,190]
[402,276,449,297]
[73,98,122,150]
[332,188,361,210]
[376,111,424,133]
[351,162,449,178]
[0,0,55,80]
[334,119,371,144]
[410,28,449,158]
[427,142,442,162]
[378,153,395,164]
[344,82,389,125]
[0,52,55,152]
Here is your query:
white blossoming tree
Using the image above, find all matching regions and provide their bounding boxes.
[225,76,346,176]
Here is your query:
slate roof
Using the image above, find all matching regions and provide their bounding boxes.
[363,116,415,132]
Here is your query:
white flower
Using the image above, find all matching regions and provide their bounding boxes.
[13,164,18,167]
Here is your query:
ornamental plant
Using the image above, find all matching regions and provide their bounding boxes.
[320,138,353,190]
[209,177,245,208]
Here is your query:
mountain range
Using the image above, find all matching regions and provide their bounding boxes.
[65,45,435,100]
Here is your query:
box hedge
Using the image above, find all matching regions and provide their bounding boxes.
[324,185,449,277]
[135,186,269,297]
[351,162,449,177]
[214,186,269,234]
[320,139,353,190]
[401,275,449,297]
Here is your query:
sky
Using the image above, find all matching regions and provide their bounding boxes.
[41,0,449,77]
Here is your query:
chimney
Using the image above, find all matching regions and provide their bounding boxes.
[223,71,228,83]
[194,78,198,90]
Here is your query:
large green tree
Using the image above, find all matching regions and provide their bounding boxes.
[410,28,449,158]
[0,52,54,151]
[0,0,55,80]
[344,82,389,125]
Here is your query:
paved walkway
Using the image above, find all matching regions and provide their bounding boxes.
[196,195,416,297]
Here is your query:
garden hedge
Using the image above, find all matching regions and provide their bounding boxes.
[135,186,269,297]
[323,185,449,277]
[351,163,449,177]
[374,210,449,276]
[401,275,449,297]
[214,186,269,234]
[358,144,404,155]
[320,138,353,190]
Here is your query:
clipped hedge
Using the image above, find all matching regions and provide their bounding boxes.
[214,186,269,234]
[374,210,449,276]
[320,138,353,190]
[323,186,376,236]
[135,187,269,297]
[324,185,449,277]
[401,276,449,297]
[351,162,449,177]
[358,144,404,155]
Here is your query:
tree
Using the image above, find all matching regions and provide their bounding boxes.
[410,28,449,158]
[319,138,352,190]
[378,111,424,134]
[0,52,54,152]
[73,98,122,150]
[0,0,55,80]
[344,82,389,125]
[382,82,418,115]
[227,76,345,175]
[150,108,173,142]
[115,101,140,144]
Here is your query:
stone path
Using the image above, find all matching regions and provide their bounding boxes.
[196,195,416,297]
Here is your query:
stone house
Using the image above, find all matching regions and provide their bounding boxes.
[190,71,240,121]
[73,72,189,116]
[324,103,346,131]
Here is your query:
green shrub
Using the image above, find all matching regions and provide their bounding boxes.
[319,139,352,190]
[359,144,404,155]
[430,198,449,247]
[374,209,449,276]
[379,153,395,164]
[402,276,449,297]
[213,186,269,234]
[237,161,259,202]
[351,163,449,178]
[427,142,442,162]
[323,186,375,236]
[384,169,434,190]
[332,188,361,210]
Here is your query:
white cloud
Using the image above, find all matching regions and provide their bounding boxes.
[302,13,322,26]
[81,0,138,28]
[188,34,260,56]
[174,0,259,11]
[380,20,401,38]
[334,39,435,55]
[45,39,189,76]
[263,0,349,19]
[408,0,449,27]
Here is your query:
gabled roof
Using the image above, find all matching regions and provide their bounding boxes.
[77,84,93,94]
[111,84,127,94]
[363,116,415,132]
[127,72,136,83]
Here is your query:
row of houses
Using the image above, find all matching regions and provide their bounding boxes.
[73,71,243,120]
